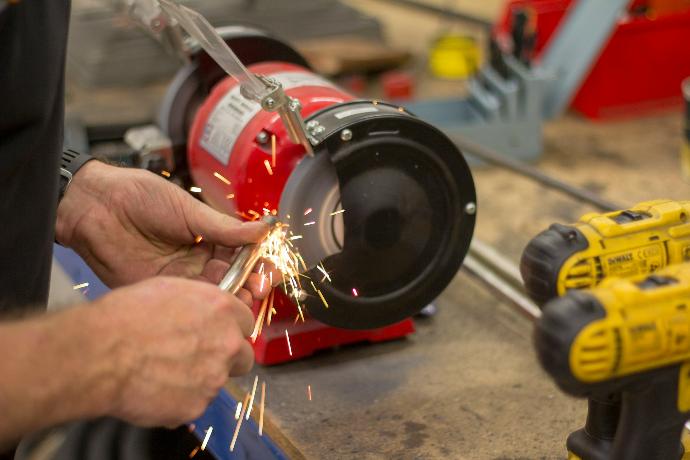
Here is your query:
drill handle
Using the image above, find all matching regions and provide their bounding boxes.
[611,368,687,460]
[566,394,621,460]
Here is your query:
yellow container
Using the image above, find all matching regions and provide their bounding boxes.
[428,34,480,80]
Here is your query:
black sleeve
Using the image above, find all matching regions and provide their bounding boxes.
[0,0,71,313]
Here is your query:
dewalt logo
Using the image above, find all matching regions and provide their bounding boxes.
[608,253,633,265]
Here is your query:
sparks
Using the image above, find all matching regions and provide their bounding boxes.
[311,281,329,309]
[259,223,305,305]
[259,381,266,435]
[189,186,202,193]
[330,209,345,216]
[271,134,276,168]
[285,329,293,356]
[295,302,305,323]
[304,208,312,216]
[317,264,331,283]
[318,289,329,308]
[307,385,312,401]
[304,221,315,226]
[250,295,270,343]
[264,159,273,175]
[267,289,275,326]
[230,394,250,452]
[246,376,259,420]
[213,171,231,185]
[234,401,242,420]
[161,170,171,178]
[289,235,303,240]
[352,288,359,297]
[194,235,203,244]
[189,446,199,458]
[201,426,213,450]
[73,282,89,290]
[260,274,266,293]
[296,254,308,272]
[226,193,235,199]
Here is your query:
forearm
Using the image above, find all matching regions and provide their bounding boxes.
[0,305,119,447]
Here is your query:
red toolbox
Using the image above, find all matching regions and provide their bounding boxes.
[495,0,690,120]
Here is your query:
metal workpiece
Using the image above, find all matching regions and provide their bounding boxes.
[218,216,280,295]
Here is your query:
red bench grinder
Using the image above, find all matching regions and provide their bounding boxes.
[153,26,477,365]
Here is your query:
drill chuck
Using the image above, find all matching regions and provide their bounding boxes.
[535,290,607,395]
[536,263,690,393]
[521,223,590,307]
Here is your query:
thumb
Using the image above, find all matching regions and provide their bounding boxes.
[186,200,268,248]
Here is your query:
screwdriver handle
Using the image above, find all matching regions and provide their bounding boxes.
[611,367,686,460]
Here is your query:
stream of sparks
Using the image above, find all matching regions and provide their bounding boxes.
[285,329,293,356]
[213,171,231,185]
[259,381,266,435]
[230,393,250,452]
[201,426,213,450]
[246,376,259,420]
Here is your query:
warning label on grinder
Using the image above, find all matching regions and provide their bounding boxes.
[200,72,335,165]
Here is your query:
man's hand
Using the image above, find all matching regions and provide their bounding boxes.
[93,277,255,426]
[0,276,256,445]
[56,162,270,302]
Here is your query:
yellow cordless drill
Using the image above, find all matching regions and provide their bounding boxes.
[521,200,690,459]
[521,199,690,307]
[535,264,690,460]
